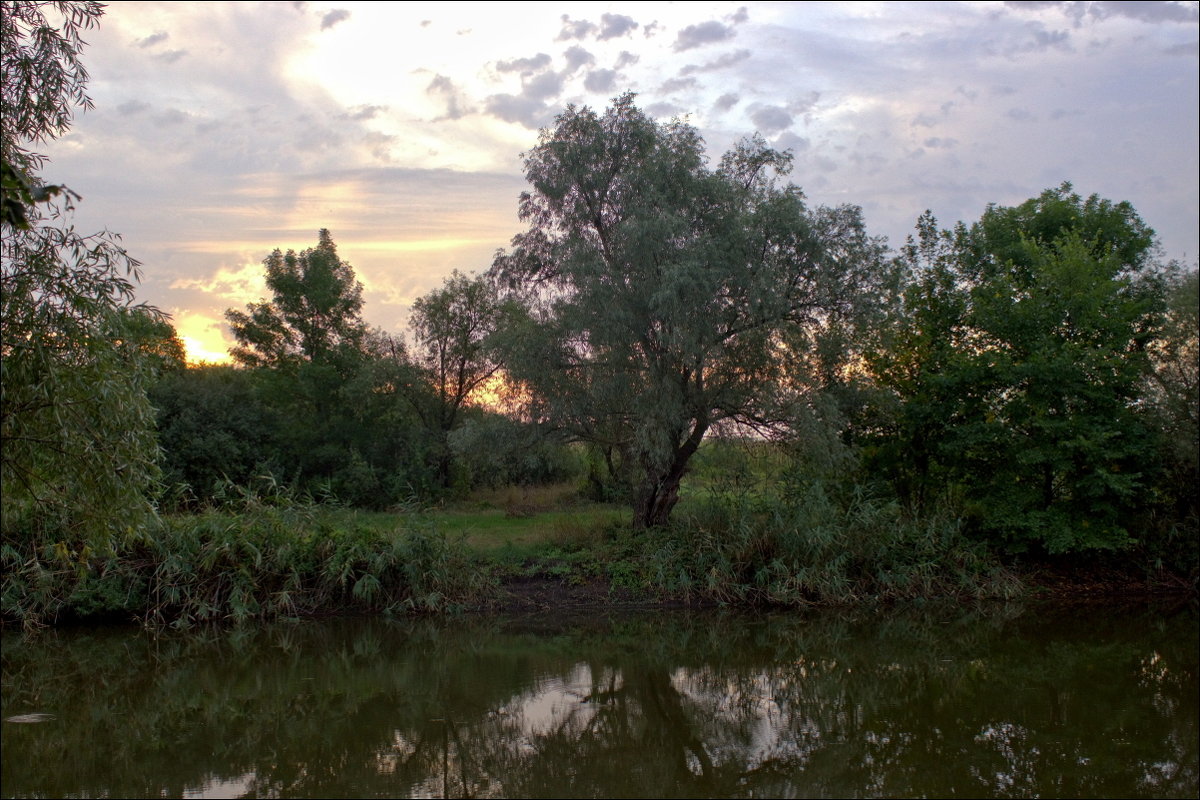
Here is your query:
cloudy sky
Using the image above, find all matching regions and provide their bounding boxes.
[39,0,1199,363]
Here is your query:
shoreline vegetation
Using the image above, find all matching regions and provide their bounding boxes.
[3,478,1194,630]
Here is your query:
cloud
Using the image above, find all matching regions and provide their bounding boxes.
[674,20,737,51]
[153,49,188,64]
[340,104,386,121]
[1164,39,1198,55]
[1007,107,1037,121]
[923,136,959,148]
[643,20,662,38]
[137,31,169,48]
[774,132,810,154]
[788,92,821,115]
[556,14,597,41]
[713,93,739,112]
[615,50,639,69]
[681,49,751,75]
[523,70,563,101]
[563,45,595,73]
[117,100,151,115]
[749,105,794,135]
[483,94,551,128]
[659,77,698,94]
[584,69,617,93]
[495,53,553,76]
[598,13,639,40]
[1084,1,1198,24]
[154,108,190,127]
[427,74,472,121]
[645,102,685,118]
[320,9,350,30]
[729,6,749,24]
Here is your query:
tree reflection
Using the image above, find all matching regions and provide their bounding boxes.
[1,603,1195,798]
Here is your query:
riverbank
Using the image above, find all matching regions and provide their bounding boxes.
[2,493,1195,628]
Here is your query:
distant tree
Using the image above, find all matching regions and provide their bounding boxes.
[2,1,163,553]
[490,95,885,527]
[225,229,367,373]
[404,271,505,487]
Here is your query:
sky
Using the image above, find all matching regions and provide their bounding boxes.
[35,0,1200,363]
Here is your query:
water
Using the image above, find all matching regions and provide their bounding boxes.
[2,602,1196,798]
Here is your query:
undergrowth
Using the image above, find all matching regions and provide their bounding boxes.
[2,502,493,629]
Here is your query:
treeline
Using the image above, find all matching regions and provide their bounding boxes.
[151,254,577,509]
[2,1,1197,627]
[138,98,1197,568]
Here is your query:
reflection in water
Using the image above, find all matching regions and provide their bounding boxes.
[1,602,1196,798]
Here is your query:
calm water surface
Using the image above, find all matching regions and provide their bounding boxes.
[2,602,1196,798]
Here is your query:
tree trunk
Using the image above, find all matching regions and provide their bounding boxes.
[632,420,707,528]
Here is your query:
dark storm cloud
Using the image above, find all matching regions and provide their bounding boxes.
[496,53,553,75]
[137,31,169,48]
[563,45,595,73]
[681,49,751,75]
[320,9,350,30]
[598,13,639,40]
[674,20,737,52]
[556,14,597,41]
[584,69,617,93]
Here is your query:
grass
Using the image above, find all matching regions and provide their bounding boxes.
[1,477,1025,628]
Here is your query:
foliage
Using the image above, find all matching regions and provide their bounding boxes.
[150,365,276,505]
[491,94,886,527]
[869,184,1166,553]
[631,443,1020,604]
[1,499,494,626]
[1,0,163,555]
[405,270,506,487]
[226,228,367,374]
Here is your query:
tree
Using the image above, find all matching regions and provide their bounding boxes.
[225,229,367,373]
[870,185,1165,553]
[405,271,504,487]
[2,1,163,553]
[490,95,884,527]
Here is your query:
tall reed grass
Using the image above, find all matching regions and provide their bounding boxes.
[639,481,1021,605]
[2,502,493,628]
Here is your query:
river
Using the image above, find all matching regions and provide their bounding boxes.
[2,600,1196,798]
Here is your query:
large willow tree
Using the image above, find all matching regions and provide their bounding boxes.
[490,95,884,527]
[2,1,164,554]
